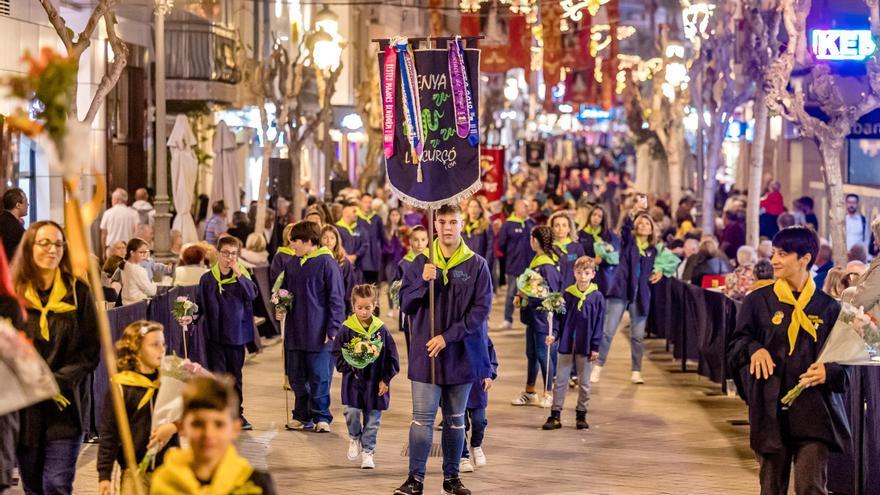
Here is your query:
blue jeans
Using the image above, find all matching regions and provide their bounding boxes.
[461,407,487,458]
[17,436,82,495]
[344,407,382,453]
[597,297,647,371]
[286,349,334,424]
[504,274,517,323]
[408,381,472,481]
[526,324,558,389]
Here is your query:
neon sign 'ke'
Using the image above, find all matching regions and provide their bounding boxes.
[811,29,877,61]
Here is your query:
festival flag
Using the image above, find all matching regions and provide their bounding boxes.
[541,2,564,111]
[477,147,505,203]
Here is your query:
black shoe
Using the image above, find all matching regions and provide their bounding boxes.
[576,411,589,430]
[542,410,562,430]
[241,416,253,431]
[394,476,424,495]
[442,477,471,495]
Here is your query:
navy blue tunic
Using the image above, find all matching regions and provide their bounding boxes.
[357,213,385,273]
[401,252,493,385]
[269,251,294,287]
[463,224,495,273]
[555,241,586,287]
[336,221,368,271]
[498,218,535,276]
[466,338,498,410]
[197,270,258,346]
[578,230,621,295]
[604,217,656,315]
[519,261,563,335]
[280,253,346,352]
[339,257,360,314]
[332,324,400,411]
[555,289,605,355]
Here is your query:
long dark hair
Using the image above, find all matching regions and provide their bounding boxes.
[587,205,612,242]
[123,237,149,270]
[12,221,75,296]
[531,225,564,259]
[385,207,403,239]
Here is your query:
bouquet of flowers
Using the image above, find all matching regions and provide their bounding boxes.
[594,241,620,265]
[540,292,567,315]
[341,335,384,369]
[389,280,402,308]
[171,296,198,332]
[653,243,682,278]
[517,268,550,300]
[138,355,211,474]
[270,289,293,314]
[0,319,59,416]
[781,303,880,407]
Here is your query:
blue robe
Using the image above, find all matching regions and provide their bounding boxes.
[604,217,656,315]
[578,230,620,295]
[394,255,424,334]
[357,214,385,273]
[340,257,359,314]
[336,222,368,272]
[281,253,345,352]
[332,324,400,411]
[270,251,294,287]
[197,270,258,346]
[555,289,605,355]
[401,252,493,385]
[555,241,586,287]
[498,218,535,276]
[466,338,498,410]
[463,225,495,274]
[520,262,563,335]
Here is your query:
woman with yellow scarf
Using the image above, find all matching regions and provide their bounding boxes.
[12,221,99,495]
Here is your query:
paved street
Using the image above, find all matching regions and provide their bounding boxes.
[68,294,759,494]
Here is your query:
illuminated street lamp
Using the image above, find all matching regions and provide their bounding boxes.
[663,41,689,101]
[314,5,339,36]
[312,29,342,71]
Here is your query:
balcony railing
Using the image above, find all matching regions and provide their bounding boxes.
[165,21,241,84]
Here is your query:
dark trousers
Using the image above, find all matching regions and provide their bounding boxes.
[206,341,246,414]
[17,436,82,495]
[757,441,829,495]
[285,348,334,424]
[461,407,488,458]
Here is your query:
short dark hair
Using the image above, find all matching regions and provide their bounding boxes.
[181,245,206,266]
[182,375,240,419]
[437,204,462,216]
[216,235,241,251]
[846,193,860,203]
[212,200,227,214]
[796,196,814,209]
[772,226,819,269]
[290,220,322,246]
[753,259,774,280]
[2,188,25,210]
[409,225,426,240]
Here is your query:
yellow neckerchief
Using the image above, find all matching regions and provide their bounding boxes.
[112,370,159,410]
[300,246,333,266]
[582,224,602,243]
[211,262,252,294]
[464,221,480,236]
[403,248,429,263]
[433,238,475,284]
[335,219,358,236]
[529,253,556,270]
[276,246,295,257]
[356,208,376,223]
[342,314,384,338]
[553,238,573,254]
[150,446,258,495]
[773,277,818,355]
[749,279,775,293]
[24,269,76,341]
[636,238,650,257]
[566,283,599,311]
[506,214,526,228]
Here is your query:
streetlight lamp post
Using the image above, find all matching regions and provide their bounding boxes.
[153,0,173,261]
[309,6,343,200]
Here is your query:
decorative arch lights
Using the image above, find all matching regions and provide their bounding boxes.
[681,1,715,42]
[561,0,610,21]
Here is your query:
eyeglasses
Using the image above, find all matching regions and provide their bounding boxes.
[35,240,66,251]
[219,250,239,258]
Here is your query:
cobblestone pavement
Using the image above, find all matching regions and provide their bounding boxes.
[59,293,758,494]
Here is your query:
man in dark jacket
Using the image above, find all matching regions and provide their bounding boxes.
[0,188,27,259]
[728,226,849,495]
[719,210,746,261]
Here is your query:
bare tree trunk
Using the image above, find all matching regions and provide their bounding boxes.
[291,151,302,222]
[820,139,849,266]
[701,127,725,234]
[747,85,769,247]
[254,106,273,239]
[668,104,685,210]
[635,141,652,193]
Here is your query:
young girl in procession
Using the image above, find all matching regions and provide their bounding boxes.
[459,338,498,473]
[549,211,586,286]
[393,225,429,352]
[578,204,620,295]
[336,199,368,279]
[542,257,605,430]
[383,208,407,315]
[592,195,662,385]
[98,321,178,495]
[462,198,494,276]
[331,284,400,469]
[269,223,296,289]
[511,225,564,408]
[150,375,277,494]
[322,224,359,314]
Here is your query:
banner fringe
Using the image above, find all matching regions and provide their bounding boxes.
[388,179,483,210]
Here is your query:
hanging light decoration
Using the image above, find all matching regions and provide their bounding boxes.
[560,0,610,21]
[681,0,715,42]
[459,0,484,13]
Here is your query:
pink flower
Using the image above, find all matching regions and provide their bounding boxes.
[278,289,289,297]
[176,296,188,302]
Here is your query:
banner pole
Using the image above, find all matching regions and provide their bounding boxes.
[428,207,436,385]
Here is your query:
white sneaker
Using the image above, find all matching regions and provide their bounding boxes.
[360,451,375,469]
[590,365,603,383]
[347,438,361,460]
[285,419,311,431]
[540,394,553,408]
[315,421,331,433]
[472,447,487,467]
[510,391,539,406]
[631,371,645,384]
[495,320,513,330]
[459,457,475,473]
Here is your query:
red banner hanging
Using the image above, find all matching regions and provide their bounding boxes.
[542,2,563,111]
[460,11,529,73]
[602,0,620,110]
[477,147,505,203]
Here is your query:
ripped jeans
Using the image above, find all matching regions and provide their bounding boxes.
[408,381,472,481]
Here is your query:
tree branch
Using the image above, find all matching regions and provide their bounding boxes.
[82,11,128,125]
[72,0,118,58]
[38,0,74,53]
